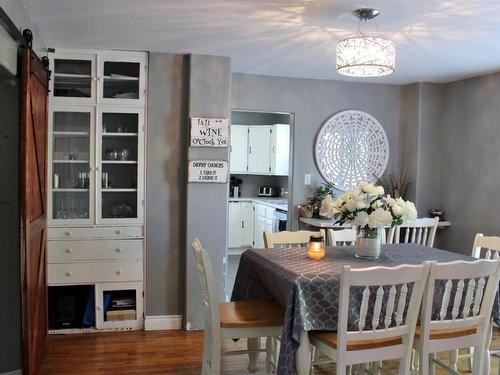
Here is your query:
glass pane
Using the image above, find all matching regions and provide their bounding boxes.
[103,61,140,99]
[52,112,91,220]
[54,59,92,98]
[100,112,139,220]
[102,289,137,322]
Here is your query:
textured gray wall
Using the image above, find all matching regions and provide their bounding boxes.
[231,73,401,228]
[146,53,188,315]
[185,55,231,329]
[432,73,500,254]
[0,77,21,373]
[399,84,421,202]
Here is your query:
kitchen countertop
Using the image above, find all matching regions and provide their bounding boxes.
[229,196,288,212]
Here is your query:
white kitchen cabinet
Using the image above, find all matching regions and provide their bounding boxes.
[270,124,290,176]
[229,125,248,173]
[228,201,254,248]
[247,126,272,174]
[253,203,275,248]
[229,124,290,176]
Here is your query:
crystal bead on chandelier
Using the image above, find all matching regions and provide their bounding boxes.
[336,8,395,77]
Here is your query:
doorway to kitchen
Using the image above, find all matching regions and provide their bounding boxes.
[225,109,294,299]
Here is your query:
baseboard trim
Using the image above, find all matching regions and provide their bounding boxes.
[0,370,22,375]
[144,315,182,331]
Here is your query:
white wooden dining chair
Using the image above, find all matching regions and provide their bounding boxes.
[448,233,500,373]
[309,262,430,375]
[389,217,439,247]
[192,239,283,374]
[326,228,356,246]
[414,259,500,375]
[263,230,325,248]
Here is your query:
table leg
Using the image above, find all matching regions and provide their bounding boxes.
[247,337,260,373]
[296,331,311,375]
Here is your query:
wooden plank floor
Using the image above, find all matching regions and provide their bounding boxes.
[40,330,500,374]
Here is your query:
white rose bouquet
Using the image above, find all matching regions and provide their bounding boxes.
[320,182,417,236]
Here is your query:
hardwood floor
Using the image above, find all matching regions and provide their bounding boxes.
[40,330,500,374]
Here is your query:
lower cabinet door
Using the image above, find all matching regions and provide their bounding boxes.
[254,216,266,248]
[95,282,143,330]
[240,202,254,247]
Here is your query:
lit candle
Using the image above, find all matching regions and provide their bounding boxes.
[308,235,325,260]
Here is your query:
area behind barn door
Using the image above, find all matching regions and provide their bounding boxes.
[20,47,49,374]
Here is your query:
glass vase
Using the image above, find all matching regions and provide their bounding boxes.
[355,226,381,259]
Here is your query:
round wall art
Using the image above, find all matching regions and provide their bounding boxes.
[314,110,389,190]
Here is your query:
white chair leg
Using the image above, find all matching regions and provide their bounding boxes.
[429,354,436,375]
[295,331,312,375]
[336,360,347,375]
[449,350,458,372]
[265,337,273,372]
[468,347,474,372]
[247,337,260,373]
[472,344,485,375]
[413,349,420,373]
[419,350,428,375]
[484,324,493,375]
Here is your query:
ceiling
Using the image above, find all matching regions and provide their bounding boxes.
[21,0,500,84]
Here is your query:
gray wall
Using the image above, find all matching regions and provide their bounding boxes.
[185,55,231,329]
[231,73,401,228]
[429,73,500,254]
[146,53,188,316]
[0,77,21,374]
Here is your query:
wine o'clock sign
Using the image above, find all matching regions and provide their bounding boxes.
[190,117,229,147]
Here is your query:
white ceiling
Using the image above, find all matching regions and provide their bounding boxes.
[21,0,500,84]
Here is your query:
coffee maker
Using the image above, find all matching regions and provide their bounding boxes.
[230,176,242,197]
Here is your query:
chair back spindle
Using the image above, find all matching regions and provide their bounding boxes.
[264,230,325,248]
[390,217,439,247]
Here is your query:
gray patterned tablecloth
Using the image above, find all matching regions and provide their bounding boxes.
[231,244,499,375]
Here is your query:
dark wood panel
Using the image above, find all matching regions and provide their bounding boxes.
[20,47,49,375]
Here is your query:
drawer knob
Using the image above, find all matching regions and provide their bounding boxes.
[65,248,73,253]
[116,248,122,253]
[116,270,123,275]
[65,271,72,277]
[96,305,101,311]
[116,230,123,235]
[65,231,72,236]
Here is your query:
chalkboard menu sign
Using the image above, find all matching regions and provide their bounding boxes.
[188,160,228,183]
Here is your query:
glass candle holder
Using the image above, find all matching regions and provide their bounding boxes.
[308,235,325,260]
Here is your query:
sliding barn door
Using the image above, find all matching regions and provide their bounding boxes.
[20,47,49,374]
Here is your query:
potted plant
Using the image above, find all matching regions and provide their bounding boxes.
[310,182,336,218]
[320,182,417,259]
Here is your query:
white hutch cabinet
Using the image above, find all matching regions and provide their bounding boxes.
[47,49,147,332]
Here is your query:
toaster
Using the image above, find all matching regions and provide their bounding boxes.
[258,186,280,197]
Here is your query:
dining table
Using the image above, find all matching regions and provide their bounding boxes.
[231,244,500,375]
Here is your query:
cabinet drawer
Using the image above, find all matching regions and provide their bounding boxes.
[48,240,143,262]
[48,227,95,240]
[48,260,143,284]
[94,226,143,239]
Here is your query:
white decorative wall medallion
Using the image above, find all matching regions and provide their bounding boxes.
[315,110,389,190]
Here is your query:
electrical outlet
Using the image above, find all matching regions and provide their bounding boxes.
[304,174,311,185]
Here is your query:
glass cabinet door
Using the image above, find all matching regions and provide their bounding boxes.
[98,55,145,104]
[51,54,95,102]
[97,109,144,224]
[50,107,95,224]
